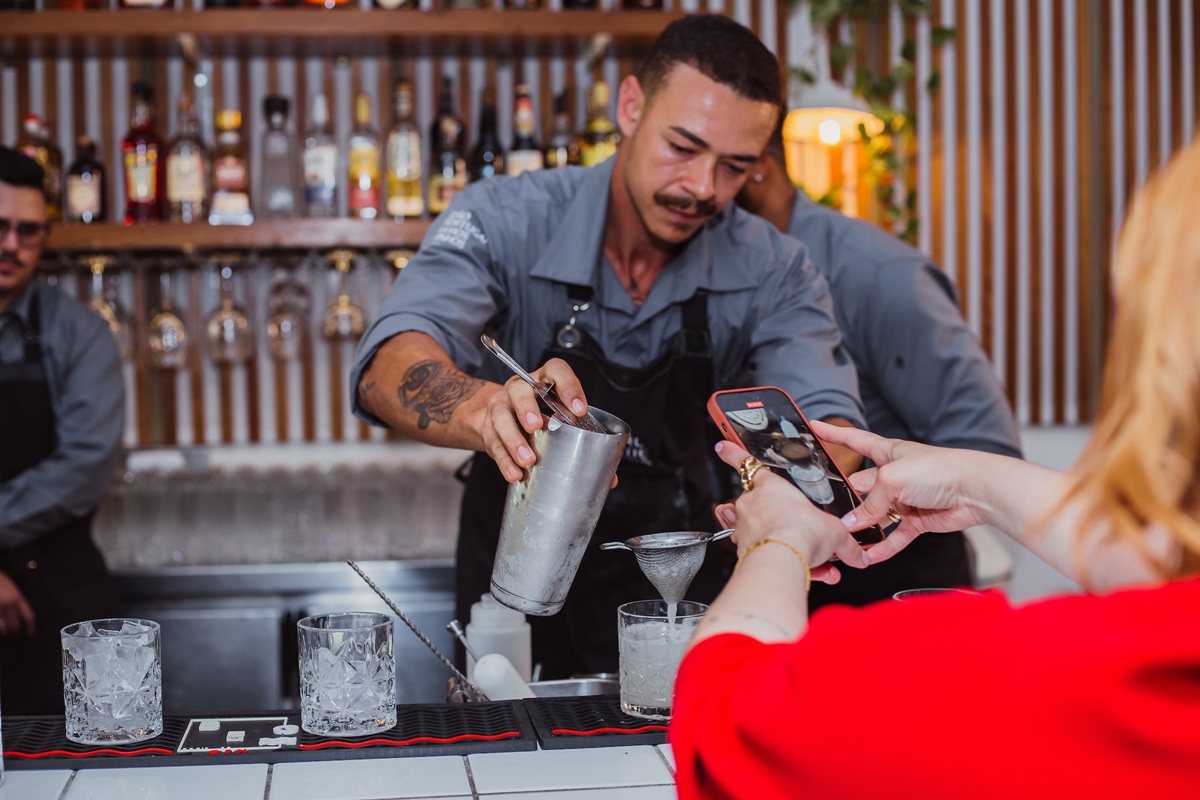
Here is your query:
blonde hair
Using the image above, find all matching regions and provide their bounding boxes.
[1066,135,1200,577]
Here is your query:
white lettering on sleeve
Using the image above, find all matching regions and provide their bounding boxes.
[432,210,489,250]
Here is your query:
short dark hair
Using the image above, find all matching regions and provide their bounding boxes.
[0,146,46,196]
[640,15,783,119]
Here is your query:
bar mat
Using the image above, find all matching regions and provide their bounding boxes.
[3,702,535,770]
[522,695,668,749]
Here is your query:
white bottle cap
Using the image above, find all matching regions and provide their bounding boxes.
[474,593,527,628]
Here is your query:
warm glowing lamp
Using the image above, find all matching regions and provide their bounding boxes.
[782,77,884,147]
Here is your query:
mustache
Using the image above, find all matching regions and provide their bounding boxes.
[654,191,717,218]
[0,252,20,266]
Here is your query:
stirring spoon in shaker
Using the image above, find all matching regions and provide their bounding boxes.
[481,335,607,434]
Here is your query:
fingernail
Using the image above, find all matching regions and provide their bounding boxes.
[525,412,540,427]
[841,512,856,528]
[518,445,533,463]
[714,441,725,453]
[571,399,586,415]
[507,466,522,480]
[861,551,871,567]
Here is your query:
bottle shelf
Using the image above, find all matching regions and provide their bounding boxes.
[45,217,431,252]
[0,8,683,58]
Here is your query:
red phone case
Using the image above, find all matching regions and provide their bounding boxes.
[707,386,885,546]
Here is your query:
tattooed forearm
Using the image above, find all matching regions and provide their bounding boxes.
[399,360,485,430]
[358,380,377,415]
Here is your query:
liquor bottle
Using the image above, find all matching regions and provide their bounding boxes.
[302,93,338,219]
[467,87,504,182]
[209,109,253,226]
[58,0,104,11]
[347,93,380,220]
[374,0,415,9]
[120,0,170,9]
[65,136,106,224]
[503,0,538,8]
[577,81,621,167]
[16,114,63,222]
[506,84,543,177]
[621,0,661,8]
[260,95,300,219]
[543,91,581,169]
[427,76,467,215]
[166,95,210,224]
[122,81,165,225]
[385,80,424,219]
[560,0,596,7]
[0,0,35,9]
[303,0,349,9]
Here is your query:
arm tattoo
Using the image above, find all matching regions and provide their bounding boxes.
[399,360,484,430]
[358,380,377,415]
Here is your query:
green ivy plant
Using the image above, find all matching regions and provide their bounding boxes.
[792,0,955,243]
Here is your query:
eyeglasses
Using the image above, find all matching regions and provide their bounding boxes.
[0,216,50,249]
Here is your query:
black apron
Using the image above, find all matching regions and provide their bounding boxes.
[456,288,732,679]
[0,285,122,715]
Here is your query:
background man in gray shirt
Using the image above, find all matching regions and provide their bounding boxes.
[737,128,1022,607]
[354,16,868,676]
[0,147,124,713]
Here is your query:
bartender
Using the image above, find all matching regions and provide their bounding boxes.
[736,125,1023,607]
[353,16,865,678]
[0,147,124,714]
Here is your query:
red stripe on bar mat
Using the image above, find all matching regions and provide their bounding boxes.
[299,731,521,750]
[5,747,175,759]
[550,726,668,736]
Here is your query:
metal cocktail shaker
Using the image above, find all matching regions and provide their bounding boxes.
[490,407,630,616]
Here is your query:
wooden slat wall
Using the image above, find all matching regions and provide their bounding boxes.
[904,0,1198,425]
[3,1,1199,446]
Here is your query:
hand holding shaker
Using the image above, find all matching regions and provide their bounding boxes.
[490,408,630,616]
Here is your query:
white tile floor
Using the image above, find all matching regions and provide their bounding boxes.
[3,745,677,800]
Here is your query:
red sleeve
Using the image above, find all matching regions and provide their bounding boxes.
[670,581,1200,800]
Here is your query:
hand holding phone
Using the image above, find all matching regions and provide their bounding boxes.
[708,387,885,547]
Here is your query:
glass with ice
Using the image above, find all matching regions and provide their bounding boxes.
[298,612,397,737]
[61,619,163,745]
[617,600,707,720]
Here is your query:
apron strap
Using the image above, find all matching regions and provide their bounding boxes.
[24,283,44,363]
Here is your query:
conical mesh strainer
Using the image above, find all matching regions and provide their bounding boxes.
[600,529,734,605]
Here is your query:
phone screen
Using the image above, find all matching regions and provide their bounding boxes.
[713,388,883,545]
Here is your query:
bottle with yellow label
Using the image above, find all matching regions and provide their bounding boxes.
[385,81,424,219]
[577,81,621,167]
[209,109,253,226]
[348,93,381,220]
[427,76,467,216]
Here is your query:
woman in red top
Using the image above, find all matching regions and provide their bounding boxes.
[670,139,1200,799]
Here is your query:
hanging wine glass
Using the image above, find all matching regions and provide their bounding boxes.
[321,248,366,340]
[266,259,311,361]
[383,248,413,272]
[205,256,254,365]
[148,269,189,370]
[84,254,133,360]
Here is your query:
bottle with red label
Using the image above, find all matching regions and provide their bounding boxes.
[347,93,380,220]
[209,109,254,226]
[122,81,164,225]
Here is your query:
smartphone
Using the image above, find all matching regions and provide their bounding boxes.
[708,386,885,547]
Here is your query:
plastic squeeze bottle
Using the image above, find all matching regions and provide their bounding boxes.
[466,593,532,682]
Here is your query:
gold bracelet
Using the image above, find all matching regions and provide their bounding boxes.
[736,537,812,592]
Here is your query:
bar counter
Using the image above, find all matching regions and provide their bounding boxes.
[4,742,678,799]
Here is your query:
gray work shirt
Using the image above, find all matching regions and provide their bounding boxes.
[787,192,1021,457]
[0,279,125,549]
[352,158,865,429]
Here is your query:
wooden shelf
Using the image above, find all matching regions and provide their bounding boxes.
[0,8,683,58]
[45,218,431,252]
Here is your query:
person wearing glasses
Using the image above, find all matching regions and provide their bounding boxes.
[0,147,124,715]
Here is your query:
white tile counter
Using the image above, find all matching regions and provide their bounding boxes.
[0,745,677,800]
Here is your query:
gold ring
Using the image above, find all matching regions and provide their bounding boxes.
[886,507,902,525]
[739,456,766,492]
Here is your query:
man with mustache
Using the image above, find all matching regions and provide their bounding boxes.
[0,147,124,713]
[353,15,865,677]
